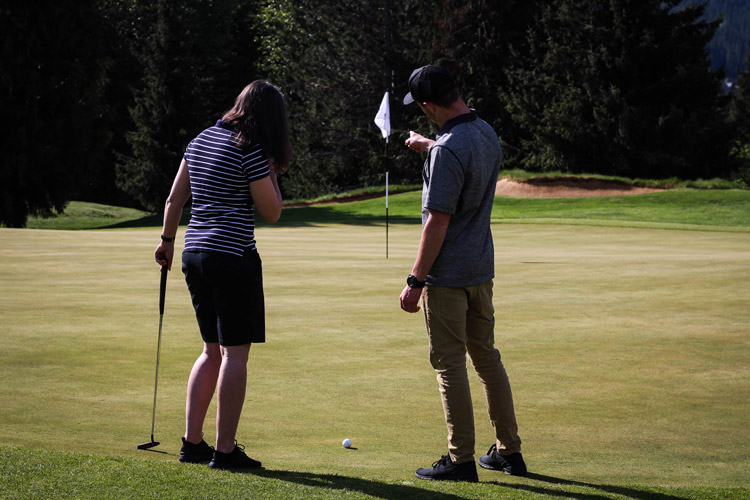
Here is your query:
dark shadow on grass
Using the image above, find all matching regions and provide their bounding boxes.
[137,448,168,455]
[257,204,420,227]
[103,209,190,229]
[252,469,473,500]
[484,472,692,500]
[272,212,419,227]
[101,206,420,229]
[247,469,693,500]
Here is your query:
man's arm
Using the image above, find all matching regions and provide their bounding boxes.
[405,131,436,153]
[399,209,451,313]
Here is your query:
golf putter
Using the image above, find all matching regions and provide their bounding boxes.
[138,264,168,450]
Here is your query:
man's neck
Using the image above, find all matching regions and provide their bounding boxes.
[435,99,471,128]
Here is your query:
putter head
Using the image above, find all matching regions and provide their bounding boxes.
[137,441,160,450]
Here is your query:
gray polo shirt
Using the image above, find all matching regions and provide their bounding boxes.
[422,112,501,287]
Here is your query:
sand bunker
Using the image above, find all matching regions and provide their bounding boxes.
[495,178,663,198]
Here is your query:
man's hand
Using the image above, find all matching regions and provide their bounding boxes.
[405,131,435,153]
[400,285,422,313]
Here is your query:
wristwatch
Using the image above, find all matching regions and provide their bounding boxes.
[406,274,426,289]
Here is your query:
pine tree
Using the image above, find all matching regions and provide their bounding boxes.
[732,52,750,138]
[395,0,540,165]
[256,0,421,199]
[115,0,237,212]
[730,51,750,184]
[502,0,733,179]
[0,1,108,227]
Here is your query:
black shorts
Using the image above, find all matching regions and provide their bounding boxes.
[182,249,265,346]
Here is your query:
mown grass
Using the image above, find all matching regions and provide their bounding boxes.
[22,176,750,231]
[1,447,746,500]
[1,225,749,498]
[498,169,744,190]
[283,183,421,206]
[491,189,750,229]
[24,201,151,230]
[277,188,750,230]
[3,186,749,499]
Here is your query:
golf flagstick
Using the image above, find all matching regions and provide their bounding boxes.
[138,264,168,450]
[386,170,389,259]
[374,91,391,258]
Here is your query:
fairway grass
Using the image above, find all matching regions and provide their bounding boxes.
[21,187,750,231]
[1,221,749,498]
[1,447,746,500]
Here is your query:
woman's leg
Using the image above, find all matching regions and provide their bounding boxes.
[215,343,251,453]
[184,342,222,444]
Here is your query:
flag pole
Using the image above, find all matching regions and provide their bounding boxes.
[385,0,391,258]
[385,107,389,259]
[386,164,389,259]
[374,90,391,259]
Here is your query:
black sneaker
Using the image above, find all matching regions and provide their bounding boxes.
[478,444,527,476]
[415,455,479,482]
[179,437,215,463]
[209,443,262,470]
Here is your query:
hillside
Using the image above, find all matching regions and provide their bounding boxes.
[681,0,750,77]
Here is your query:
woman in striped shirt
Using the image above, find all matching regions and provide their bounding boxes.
[154,80,290,470]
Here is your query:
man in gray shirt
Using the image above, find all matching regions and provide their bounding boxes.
[400,65,526,482]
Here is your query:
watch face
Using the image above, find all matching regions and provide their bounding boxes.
[407,275,424,287]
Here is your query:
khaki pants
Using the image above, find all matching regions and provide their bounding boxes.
[422,280,522,464]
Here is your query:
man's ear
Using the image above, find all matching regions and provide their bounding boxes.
[421,101,439,115]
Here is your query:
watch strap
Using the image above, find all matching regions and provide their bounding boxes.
[407,274,426,289]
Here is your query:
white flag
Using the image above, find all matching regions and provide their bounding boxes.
[374,92,391,142]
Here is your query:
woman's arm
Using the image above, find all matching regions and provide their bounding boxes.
[154,159,191,270]
[250,170,282,224]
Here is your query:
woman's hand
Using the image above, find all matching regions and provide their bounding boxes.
[154,241,174,270]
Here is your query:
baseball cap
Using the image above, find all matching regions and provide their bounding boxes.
[403,65,456,105]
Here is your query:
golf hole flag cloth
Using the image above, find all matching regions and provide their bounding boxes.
[374,92,391,142]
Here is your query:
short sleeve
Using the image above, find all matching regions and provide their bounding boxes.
[424,145,463,215]
[242,145,271,182]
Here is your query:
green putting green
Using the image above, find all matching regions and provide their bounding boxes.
[0,222,748,494]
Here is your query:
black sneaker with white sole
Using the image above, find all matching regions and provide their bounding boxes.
[179,437,215,463]
[209,443,262,470]
[478,444,527,476]
[415,455,479,482]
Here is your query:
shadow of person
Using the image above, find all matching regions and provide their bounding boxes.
[226,467,695,500]
[252,469,474,500]
[484,472,693,500]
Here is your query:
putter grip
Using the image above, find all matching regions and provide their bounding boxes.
[159,265,168,315]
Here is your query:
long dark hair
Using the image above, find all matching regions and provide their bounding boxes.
[222,80,291,173]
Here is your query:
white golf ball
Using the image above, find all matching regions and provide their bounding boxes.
[342,438,352,448]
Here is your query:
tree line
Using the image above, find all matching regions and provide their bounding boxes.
[2,0,749,227]
[692,0,750,78]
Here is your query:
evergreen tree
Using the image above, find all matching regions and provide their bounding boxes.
[682,0,750,78]
[0,1,108,227]
[115,0,239,212]
[256,0,424,199]
[730,51,750,184]
[396,0,539,165]
[732,52,750,139]
[502,0,733,179]
[87,0,146,208]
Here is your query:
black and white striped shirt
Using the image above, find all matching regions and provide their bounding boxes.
[183,120,271,256]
